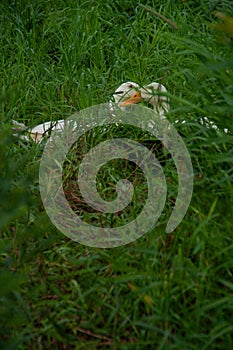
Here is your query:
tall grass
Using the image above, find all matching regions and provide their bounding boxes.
[1,0,233,349]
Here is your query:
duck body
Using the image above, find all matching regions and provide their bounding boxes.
[12,81,169,143]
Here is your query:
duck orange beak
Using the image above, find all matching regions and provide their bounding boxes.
[120,92,142,106]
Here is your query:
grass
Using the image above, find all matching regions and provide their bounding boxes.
[1,0,233,349]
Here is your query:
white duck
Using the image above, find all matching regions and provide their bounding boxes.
[117,82,169,129]
[12,81,169,143]
[112,81,140,106]
[12,118,68,143]
[119,82,169,116]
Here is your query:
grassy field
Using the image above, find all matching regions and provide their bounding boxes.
[1,0,233,349]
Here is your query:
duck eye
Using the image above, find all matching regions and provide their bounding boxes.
[114,91,124,95]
